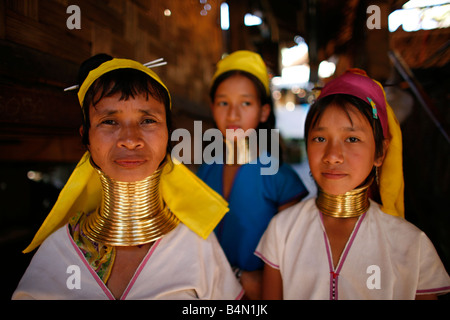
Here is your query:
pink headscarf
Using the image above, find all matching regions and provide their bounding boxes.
[318,69,389,139]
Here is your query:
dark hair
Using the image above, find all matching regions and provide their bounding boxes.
[77,54,172,154]
[209,70,282,161]
[304,94,385,159]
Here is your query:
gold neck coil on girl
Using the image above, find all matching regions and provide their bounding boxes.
[316,178,373,218]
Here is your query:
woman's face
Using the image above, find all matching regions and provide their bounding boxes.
[88,92,168,182]
[307,103,384,195]
[211,74,270,140]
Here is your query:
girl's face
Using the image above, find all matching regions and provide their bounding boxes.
[88,92,168,182]
[307,103,384,195]
[211,74,270,139]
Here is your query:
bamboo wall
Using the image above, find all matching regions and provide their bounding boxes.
[0,0,224,162]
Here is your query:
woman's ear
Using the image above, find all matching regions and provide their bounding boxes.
[374,138,390,167]
[80,125,90,149]
[260,103,271,123]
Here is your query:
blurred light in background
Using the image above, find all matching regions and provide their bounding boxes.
[244,13,263,26]
[318,60,336,79]
[389,0,450,32]
[221,2,230,30]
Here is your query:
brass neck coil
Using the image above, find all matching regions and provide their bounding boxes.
[224,136,258,165]
[82,163,180,246]
[316,179,372,218]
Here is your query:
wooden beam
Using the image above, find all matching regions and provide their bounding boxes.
[0,134,85,162]
[0,0,5,39]
[5,8,91,64]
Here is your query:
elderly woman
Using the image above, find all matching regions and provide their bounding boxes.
[12,54,243,300]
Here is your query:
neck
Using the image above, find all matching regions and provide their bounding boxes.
[224,136,258,165]
[82,161,179,246]
[316,179,372,218]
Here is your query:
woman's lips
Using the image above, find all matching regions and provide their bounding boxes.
[114,159,146,168]
[322,172,347,180]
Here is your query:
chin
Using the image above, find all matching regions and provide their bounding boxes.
[115,174,146,183]
[108,167,157,182]
[319,182,353,196]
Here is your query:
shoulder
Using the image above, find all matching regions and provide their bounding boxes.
[12,225,80,299]
[369,201,423,236]
[255,198,318,266]
[268,198,317,233]
[27,224,83,270]
[366,201,434,251]
[277,198,317,219]
[162,222,223,252]
[37,224,72,252]
[368,201,450,294]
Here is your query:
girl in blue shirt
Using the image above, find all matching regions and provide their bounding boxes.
[197,50,308,299]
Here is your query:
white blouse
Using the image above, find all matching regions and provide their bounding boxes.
[256,198,450,300]
[13,223,243,300]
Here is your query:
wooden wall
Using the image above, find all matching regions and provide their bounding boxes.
[0,0,225,299]
[0,0,224,162]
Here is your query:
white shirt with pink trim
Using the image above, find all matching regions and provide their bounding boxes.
[13,223,243,300]
[255,198,450,300]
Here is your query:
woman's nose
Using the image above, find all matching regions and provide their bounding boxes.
[117,125,144,150]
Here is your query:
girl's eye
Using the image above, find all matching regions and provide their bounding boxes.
[217,101,228,107]
[312,137,325,143]
[241,101,251,107]
[346,137,360,143]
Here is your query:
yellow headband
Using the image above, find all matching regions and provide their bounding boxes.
[77,58,171,108]
[211,50,270,96]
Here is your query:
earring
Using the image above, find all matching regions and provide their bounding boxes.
[375,166,380,185]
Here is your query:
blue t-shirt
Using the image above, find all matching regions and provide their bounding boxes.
[197,159,308,271]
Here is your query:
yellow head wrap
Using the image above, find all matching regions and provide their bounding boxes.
[77,58,171,108]
[374,81,405,217]
[24,58,228,253]
[211,50,270,96]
